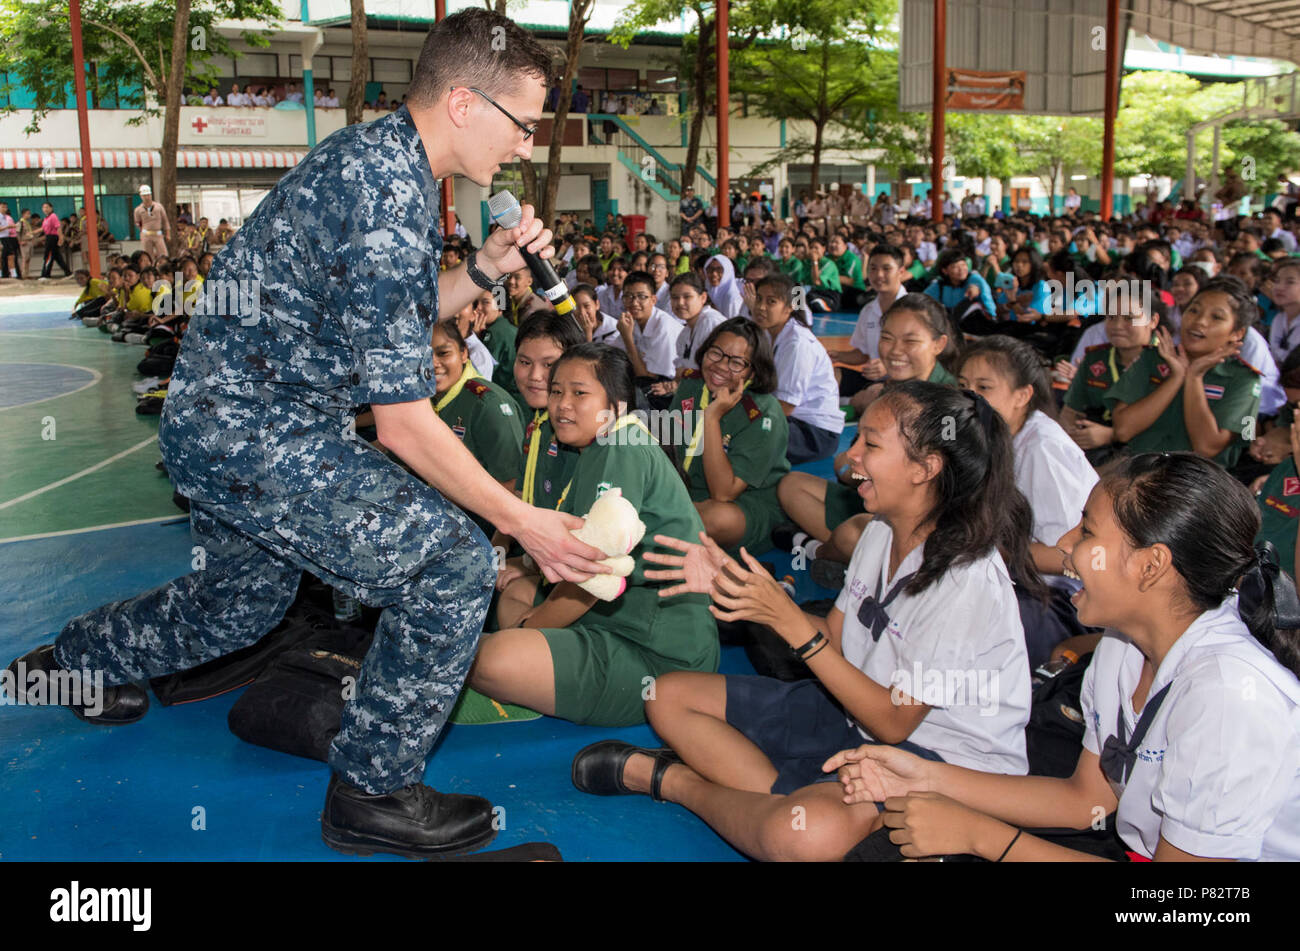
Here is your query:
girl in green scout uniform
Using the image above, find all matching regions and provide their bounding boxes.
[778,293,962,571]
[1255,421,1300,576]
[429,320,523,537]
[470,344,719,727]
[468,288,520,409]
[673,317,790,555]
[1060,299,1162,467]
[806,236,842,313]
[1107,276,1263,469]
[777,237,805,285]
[828,233,868,312]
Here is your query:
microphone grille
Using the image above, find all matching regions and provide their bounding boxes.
[487,190,523,230]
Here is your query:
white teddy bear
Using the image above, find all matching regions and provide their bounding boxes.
[570,487,646,601]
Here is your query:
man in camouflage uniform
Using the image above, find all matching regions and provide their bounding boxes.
[5,9,605,859]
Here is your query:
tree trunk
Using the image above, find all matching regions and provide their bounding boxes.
[161,0,191,258]
[682,18,712,195]
[809,41,829,198]
[810,122,825,197]
[543,0,592,225]
[347,0,368,125]
[520,159,539,209]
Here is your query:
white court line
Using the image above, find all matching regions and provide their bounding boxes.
[0,363,103,413]
[0,433,159,511]
[0,514,185,546]
[0,330,102,340]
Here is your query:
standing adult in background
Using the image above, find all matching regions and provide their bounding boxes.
[6,8,606,861]
[19,209,41,278]
[134,185,171,261]
[0,202,19,278]
[38,201,69,279]
[1064,187,1082,215]
[680,184,704,236]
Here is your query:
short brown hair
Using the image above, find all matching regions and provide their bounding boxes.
[407,9,554,105]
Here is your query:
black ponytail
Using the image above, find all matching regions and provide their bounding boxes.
[1102,452,1300,677]
[875,380,1047,601]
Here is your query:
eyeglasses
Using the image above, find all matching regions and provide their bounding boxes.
[624,292,654,303]
[703,346,751,372]
[454,86,538,139]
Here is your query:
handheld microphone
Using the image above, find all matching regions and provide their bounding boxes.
[487,190,576,317]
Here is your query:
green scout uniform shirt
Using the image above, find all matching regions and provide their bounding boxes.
[810,257,841,291]
[1065,342,1131,424]
[673,375,790,501]
[928,362,957,385]
[832,251,867,290]
[433,375,523,484]
[518,410,580,510]
[780,257,807,285]
[1103,347,1261,468]
[479,319,521,408]
[1257,456,1300,576]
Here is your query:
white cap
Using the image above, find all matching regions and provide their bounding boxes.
[139,185,152,196]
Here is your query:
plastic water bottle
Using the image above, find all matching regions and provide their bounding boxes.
[1032,649,1079,686]
[332,588,361,623]
[778,575,797,599]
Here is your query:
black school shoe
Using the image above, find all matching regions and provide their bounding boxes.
[321,773,498,859]
[4,644,149,725]
[571,740,682,802]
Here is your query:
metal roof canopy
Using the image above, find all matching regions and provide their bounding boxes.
[900,0,1300,118]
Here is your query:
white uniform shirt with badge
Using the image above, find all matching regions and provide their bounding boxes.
[771,318,845,434]
[1012,409,1099,548]
[1269,310,1300,366]
[633,306,683,379]
[1081,601,1300,860]
[1071,322,1284,416]
[597,283,623,318]
[849,295,885,360]
[673,306,727,371]
[834,520,1031,774]
[465,333,495,381]
[590,311,625,349]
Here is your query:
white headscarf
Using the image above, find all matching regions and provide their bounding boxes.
[706,253,744,318]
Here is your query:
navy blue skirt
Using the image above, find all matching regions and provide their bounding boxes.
[724,674,943,796]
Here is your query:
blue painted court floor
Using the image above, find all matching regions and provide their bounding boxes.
[0,295,857,861]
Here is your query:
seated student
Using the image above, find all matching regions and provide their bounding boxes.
[469,287,520,407]
[104,265,156,335]
[616,269,682,398]
[81,268,124,326]
[751,273,844,464]
[504,267,555,327]
[649,253,673,311]
[597,256,629,317]
[470,344,719,726]
[827,243,907,397]
[666,271,726,381]
[779,293,959,568]
[1061,296,1163,467]
[776,237,805,286]
[1254,419,1300,578]
[71,269,110,319]
[671,317,790,554]
[957,336,1098,665]
[831,452,1300,861]
[925,247,997,324]
[804,236,843,314]
[1267,258,1300,366]
[427,319,523,536]
[505,311,586,510]
[573,283,623,347]
[828,233,869,312]
[1165,264,1206,337]
[571,381,1036,861]
[703,253,744,319]
[447,304,496,381]
[565,253,603,292]
[1106,277,1262,469]
[1005,246,1054,320]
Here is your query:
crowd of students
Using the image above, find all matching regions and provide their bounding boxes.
[59,192,1300,861]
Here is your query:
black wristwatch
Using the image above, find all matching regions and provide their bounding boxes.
[465,250,504,290]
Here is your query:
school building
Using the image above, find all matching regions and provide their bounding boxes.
[0,0,1288,254]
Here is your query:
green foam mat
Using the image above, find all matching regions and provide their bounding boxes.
[450,687,541,725]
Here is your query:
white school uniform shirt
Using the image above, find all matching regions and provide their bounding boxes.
[1269,310,1300,366]
[849,295,886,360]
[597,283,623,318]
[1070,323,1285,415]
[771,318,845,434]
[202,94,224,106]
[1012,410,1098,548]
[590,311,624,348]
[835,520,1031,774]
[655,282,671,311]
[1081,600,1300,860]
[1270,228,1298,254]
[917,241,938,265]
[673,306,727,371]
[632,307,682,379]
[465,334,495,381]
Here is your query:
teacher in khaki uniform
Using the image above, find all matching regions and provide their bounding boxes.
[133,185,171,261]
[6,9,607,860]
